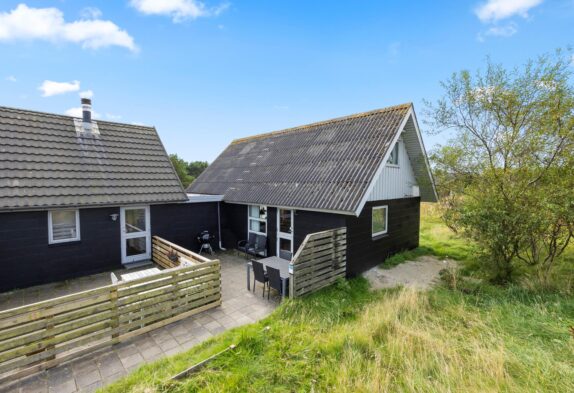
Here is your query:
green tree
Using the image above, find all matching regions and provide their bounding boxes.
[169,154,194,188]
[187,161,208,179]
[425,51,574,285]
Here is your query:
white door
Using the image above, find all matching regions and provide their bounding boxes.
[277,208,294,260]
[120,206,151,265]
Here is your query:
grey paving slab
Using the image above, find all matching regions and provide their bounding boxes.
[1,252,280,393]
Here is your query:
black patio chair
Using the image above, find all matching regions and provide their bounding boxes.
[237,233,256,258]
[279,249,292,261]
[266,266,282,300]
[238,233,267,259]
[252,234,268,257]
[251,260,268,297]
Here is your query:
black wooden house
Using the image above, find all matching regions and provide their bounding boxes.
[188,103,438,276]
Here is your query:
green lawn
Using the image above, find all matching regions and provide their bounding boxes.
[100,210,574,393]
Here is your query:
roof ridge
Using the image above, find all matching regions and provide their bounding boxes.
[231,102,412,145]
[0,105,154,130]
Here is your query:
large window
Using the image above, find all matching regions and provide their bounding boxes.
[372,206,388,237]
[387,142,399,166]
[48,210,80,244]
[248,205,267,235]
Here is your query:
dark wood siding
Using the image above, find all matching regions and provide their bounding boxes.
[345,197,420,276]
[0,207,121,292]
[293,210,346,251]
[0,202,220,292]
[220,203,248,250]
[266,207,277,257]
[150,202,219,254]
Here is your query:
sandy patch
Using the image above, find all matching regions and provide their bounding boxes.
[363,255,456,290]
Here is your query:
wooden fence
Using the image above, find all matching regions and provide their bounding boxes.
[289,227,347,298]
[0,237,221,383]
[151,236,211,269]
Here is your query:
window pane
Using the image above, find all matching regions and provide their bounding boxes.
[125,208,146,233]
[249,205,267,219]
[279,237,291,252]
[126,237,147,256]
[279,209,292,233]
[387,143,399,165]
[51,211,77,241]
[372,207,387,235]
[249,205,259,218]
[249,219,266,234]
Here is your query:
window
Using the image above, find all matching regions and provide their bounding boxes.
[372,206,388,237]
[387,142,399,166]
[49,210,80,244]
[248,205,267,235]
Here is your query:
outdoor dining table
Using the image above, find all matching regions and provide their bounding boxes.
[246,256,290,298]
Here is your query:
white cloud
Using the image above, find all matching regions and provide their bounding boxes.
[0,4,137,52]
[130,0,229,22]
[483,23,518,38]
[80,7,102,20]
[6,75,17,82]
[475,0,544,22]
[38,80,80,97]
[65,106,101,118]
[79,90,93,99]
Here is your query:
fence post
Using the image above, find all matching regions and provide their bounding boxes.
[110,286,119,341]
[44,307,55,362]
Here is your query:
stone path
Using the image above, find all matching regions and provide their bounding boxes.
[0,253,279,393]
[363,255,456,290]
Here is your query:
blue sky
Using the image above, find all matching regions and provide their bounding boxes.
[0,0,572,162]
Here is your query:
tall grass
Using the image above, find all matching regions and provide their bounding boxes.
[100,280,574,393]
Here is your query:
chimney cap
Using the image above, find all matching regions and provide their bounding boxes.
[81,98,92,105]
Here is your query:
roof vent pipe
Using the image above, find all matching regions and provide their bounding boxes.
[81,98,92,132]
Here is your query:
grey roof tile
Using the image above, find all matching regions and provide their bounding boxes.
[0,106,187,211]
[188,104,413,214]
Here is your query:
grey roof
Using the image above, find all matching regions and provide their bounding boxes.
[188,103,435,215]
[0,106,187,211]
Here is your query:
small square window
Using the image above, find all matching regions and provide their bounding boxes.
[49,210,80,244]
[372,206,388,237]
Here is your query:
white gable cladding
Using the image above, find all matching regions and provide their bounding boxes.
[367,138,418,201]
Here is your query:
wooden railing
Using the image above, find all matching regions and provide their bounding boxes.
[152,236,211,269]
[289,227,347,298]
[0,245,221,384]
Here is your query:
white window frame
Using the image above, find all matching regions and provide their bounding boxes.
[48,209,81,244]
[372,205,388,238]
[248,205,267,236]
[387,142,399,166]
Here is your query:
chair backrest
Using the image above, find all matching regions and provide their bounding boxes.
[252,260,266,283]
[266,266,282,293]
[279,250,292,261]
[255,234,267,249]
[248,232,257,245]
